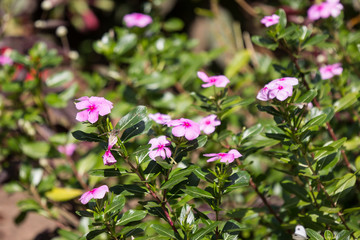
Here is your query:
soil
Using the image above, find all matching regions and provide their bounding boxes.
[0,188,58,240]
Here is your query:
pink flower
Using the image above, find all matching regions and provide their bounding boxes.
[149,113,171,125]
[57,143,76,156]
[197,71,230,88]
[307,0,343,21]
[168,118,201,140]
[79,185,109,204]
[148,136,171,160]
[256,77,298,101]
[75,96,113,124]
[200,115,221,135]
[0,55,13,66]
[204,149,242,164]
[319,63,343,80]
[102,137,117,166]
[123,13,152,28]
[260,14,280,27]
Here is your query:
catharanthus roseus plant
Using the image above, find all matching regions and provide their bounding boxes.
[2,1,360,240]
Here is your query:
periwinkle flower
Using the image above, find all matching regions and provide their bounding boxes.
[102,135,117,166]
[75,96,113,124]
[260,14,280,27]
[149,113,171,125]
[79,185,109,204]
[307,0,343,21]
[168,118,200,140]
[256,77,298,102]
[319,63,343,80]
[204,149,242,164]
[57,143,76,157]
[199,115,221,135]
[123,13,153,28]
[148,136,172,160]
[197,71,230,88]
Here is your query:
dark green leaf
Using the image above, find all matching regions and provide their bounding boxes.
[302,34,329,48]
[183,186,214,199]
[72,130,104,142]
[105,194,125,214]
[281,180,309,202]
[295,90,317,103]
[121,117,152,142]
[115,106,147,131]
[88,169,122,177]
[306,228,324,240]
[116,210,147,226]
[150,224,177,239]
[336,230,352,240]
[252,36,279,50]
[242,123,263,140]
[193,222,220,240]
[86,229,106,240]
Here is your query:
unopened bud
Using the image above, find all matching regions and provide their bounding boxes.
[68,50,79,60]
[41,0,53,10]
[56,26,68,37]
[108,133,118,148]
[34,20,46,29]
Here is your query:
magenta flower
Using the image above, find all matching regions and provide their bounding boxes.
[75,96,113,124]
[256,77,298,102]
[148,136,172,160]
[57,143,76,157]
[123,13,152,28]
[319,63,343,80]
[149,113,171,125]
[204,149,242,164]
[168,118,201,140]
[102,137,117,166]
[200,115,221,135]
[197,71,230,88]
[0,55,13,66]
[260,14,280,27]
[307,0,343,21]
[79,185,109,204]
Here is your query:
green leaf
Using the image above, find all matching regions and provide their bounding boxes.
[21,141,50,159]
[121,117,152,142]
[116,210,147,226]
[86,229,106,240]
[88,168,122,177]
[343,207,360,214]
[76,210,93,218]
[324,230,333,240]
[114,33,137,55]
[225,50,250,78]
[252,36,279,50]
[314,138,347,160]
[302,114,327,131]
[277,8,287,30]
[72,130,104,142]
[242,123,263,140]
[132,145,151,164]
[193,222,220,240]
[46,70,73,87]
[281,180,309,202]
[302,34,329,48]
[306,228,324,240]
[334,92,358,112]
[183,186,214,199]
[150,224,177,239]
[105,194,125,214]
[295,90,317,103]
[58,229,79,240]
[161,165,198,189]
[163,18,184,32]
[115,106,147,131]
[332,173,356,196]
[224,171,250,193]
[336,230,352,240]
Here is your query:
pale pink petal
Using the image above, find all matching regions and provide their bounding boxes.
[201,82,214,88]
[75,100,90,110]
[206,156,219,162]
[164,147,172,158]
[229,149,242,158]
[256,87,270,101]
[88,110,100,124]
[197,71,209,82]
[79,191,93,204]
[76,110,89,122]
[76,96,89,102]
[214,76,230,87]
[92,185,109,199]
[103,150,117,165]
[149,150,158,160]
[172,126,186,137]
[276,90,290,101]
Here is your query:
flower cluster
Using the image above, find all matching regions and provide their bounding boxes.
[79,185,109,204]
[257,77,299,101]
[260,14,280,27]
[307,0,343,21]
[204,149,242,164]
[123,13,152,28]
[319,63,343,80]
[75,96,113,124]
